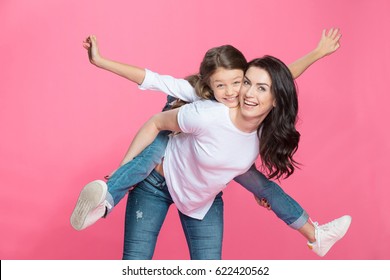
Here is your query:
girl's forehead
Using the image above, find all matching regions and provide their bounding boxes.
[210,68,244,81]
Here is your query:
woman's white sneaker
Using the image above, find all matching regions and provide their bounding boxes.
[70,180,112,230]
[307,215,352,257]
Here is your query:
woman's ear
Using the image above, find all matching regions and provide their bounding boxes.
[273,99,277,107]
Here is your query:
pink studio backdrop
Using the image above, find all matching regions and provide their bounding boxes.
[1,0,389,260]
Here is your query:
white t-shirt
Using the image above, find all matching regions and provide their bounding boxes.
[139,69,260,219]
[139,68,200,102]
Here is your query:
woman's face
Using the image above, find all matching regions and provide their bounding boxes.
[239,66,276,122]
[209,67,244,108]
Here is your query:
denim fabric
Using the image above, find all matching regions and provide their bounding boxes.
[122,170,223,260]
[106,130,170,205]
[106,95,176,206]
[233,164,308,229]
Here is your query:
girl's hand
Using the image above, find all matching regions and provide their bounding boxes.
[254,195,271,210]
[104,169,117,180]
[315,28,342,58]
[82,35,102,66]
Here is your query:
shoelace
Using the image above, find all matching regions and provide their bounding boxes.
[104,200,113,210]
[310,218,321,249]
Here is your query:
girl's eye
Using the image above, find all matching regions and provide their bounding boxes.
[259,86,266,91]
[243,80,250,85]
[216,84,224,88]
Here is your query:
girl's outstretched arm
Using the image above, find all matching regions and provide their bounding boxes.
[83,35,146,84]
[83,35,198,102]
[288,28,342,79]
[120,108,181,165]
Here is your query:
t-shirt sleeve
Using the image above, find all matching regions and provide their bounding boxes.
[177,101,222,135]
[177,102,205,135]
[139,69,200,102]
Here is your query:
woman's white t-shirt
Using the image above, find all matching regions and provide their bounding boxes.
[140,69,260,219]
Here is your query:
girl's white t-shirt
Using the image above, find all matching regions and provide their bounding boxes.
[139,69,260,219]
[139,68,201,102]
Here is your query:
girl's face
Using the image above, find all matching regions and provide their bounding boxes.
[209,67,244,108]
[239,66,276,122]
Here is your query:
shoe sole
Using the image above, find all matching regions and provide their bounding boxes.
[70,180,107,231]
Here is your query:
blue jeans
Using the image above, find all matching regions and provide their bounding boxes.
[106,130,170,205]
[108,144,308,229]
[234,165,308,229]
[122,169,224,260]
[106,95,176,206]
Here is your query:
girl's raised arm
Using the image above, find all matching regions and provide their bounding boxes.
[83,35,198,102]
[83,35,146,84]
[288,28,342,79]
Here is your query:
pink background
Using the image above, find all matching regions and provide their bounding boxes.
[1,0,389,260]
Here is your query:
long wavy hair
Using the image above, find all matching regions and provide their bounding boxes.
[172,45,247,109]
[248,56,300,179]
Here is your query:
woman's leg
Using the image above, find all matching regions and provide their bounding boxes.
[179,192,224,260]
[122,170,173,260]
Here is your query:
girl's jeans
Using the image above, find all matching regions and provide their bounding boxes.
[122,169,224,260]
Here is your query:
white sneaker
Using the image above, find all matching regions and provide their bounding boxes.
[70,180,112,231]
[307,215,352,257]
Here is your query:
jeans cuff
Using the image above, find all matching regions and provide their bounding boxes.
[288,210,309,230]
[104,191,115,217]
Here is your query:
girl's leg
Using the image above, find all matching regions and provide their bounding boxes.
[234,164,308,229]
[107,130,170,205]
[122,170,173,260]
[109,95,175,205]
[70,96,174,231]
[70,131,169,231]
[179,192,224,260]
[234,164,352,257]
[107,95,176,206]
